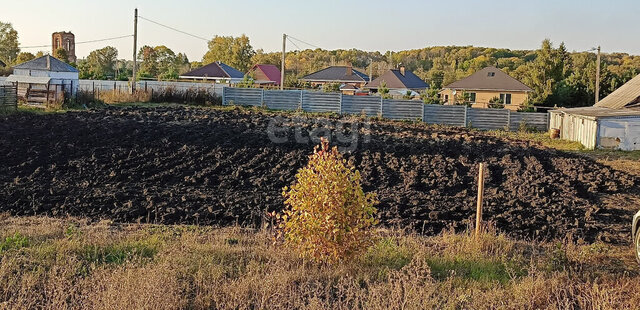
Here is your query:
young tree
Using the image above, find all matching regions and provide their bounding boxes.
[202,34,255,72]
[279,139,378,263]
[378,81,390,99]
[0,22,19,65]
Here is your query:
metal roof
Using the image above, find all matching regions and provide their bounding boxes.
[180,61,245,79]
[6,75,52,84]
[443,66,532,92]
[249,64,281,85]
[301,66,369,83]
[594,73,640,109]
[553,106,640,119]
[366,69,429,90]
[13,55,78,72]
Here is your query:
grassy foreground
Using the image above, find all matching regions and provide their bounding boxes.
[0,216,638,309]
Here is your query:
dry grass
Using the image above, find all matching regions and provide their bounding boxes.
[0,216,638,309]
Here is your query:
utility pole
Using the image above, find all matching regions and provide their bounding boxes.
[595,46,601,103]
[132,8,138,92]
[281,34,286,90]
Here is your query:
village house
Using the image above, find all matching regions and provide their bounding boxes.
[366,66,429,98]
[366,67,428,92]
[300,66,369,93]
[179,61,245,84]
[440,66,532,111]
[549,74,640,150]
[247,64,281,87]
[6,55,78,105]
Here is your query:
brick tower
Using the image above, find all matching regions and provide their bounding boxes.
[51,32,77,63]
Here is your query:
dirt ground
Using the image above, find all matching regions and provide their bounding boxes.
[1,106,638,244]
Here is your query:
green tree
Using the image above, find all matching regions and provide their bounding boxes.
[202,34,255,72]
[522,40,569,106]
[137,45,158,79]
[0,22,19,65]
[80,46,118,79]
[15,52,35,65]
[54,48,69,63]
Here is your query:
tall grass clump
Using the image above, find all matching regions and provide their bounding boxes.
[278,138,378,263]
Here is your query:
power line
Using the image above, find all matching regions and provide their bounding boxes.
[287,35,322,50]
[138,16,209,41]
[286,37,302,51]
[19,34,133,49]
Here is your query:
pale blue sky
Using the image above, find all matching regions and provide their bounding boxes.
[2,0,639,61]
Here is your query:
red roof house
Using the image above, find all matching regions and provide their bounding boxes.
[247,64,281,86]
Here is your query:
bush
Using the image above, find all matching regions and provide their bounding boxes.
[279,138,378,263]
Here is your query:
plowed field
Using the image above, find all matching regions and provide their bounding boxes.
[1,106,637,243]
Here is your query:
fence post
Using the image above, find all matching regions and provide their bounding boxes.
[222,87,225,105]
[507,110,512,131]
[421,102,425,122]
[261,88,265,108]
[463,106,468,127]
[339,93,344,115]
[299,90,303,110]
[475,163,485,239]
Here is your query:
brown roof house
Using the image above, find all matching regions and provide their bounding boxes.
[440,66,532,111]
[247,64,281,87]
[549,73,640,150]
[300,66,369,94]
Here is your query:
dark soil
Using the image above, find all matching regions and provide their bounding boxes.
[1,106,638,243]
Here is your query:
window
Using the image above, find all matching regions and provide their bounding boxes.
[55,38,60,49]
[488,72,496,77]
[444,95,449,103]
[469,92,476,103]
[500,93,512,105]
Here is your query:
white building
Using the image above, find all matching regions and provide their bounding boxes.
[6,55,79,105]
[549,74,640,150]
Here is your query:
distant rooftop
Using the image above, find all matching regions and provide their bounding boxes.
[366,68,428,90]
[13,55,78,73]
[443,66,531,92]
[180,61,245,79]
[301,66,369,83]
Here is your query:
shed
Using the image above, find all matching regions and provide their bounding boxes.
[549,74,640,150]
[7,55,78,105]
[179,61,245,84]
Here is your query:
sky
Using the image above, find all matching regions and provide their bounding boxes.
[2,0,639,61]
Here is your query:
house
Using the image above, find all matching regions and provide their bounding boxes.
[366,67,429,93]
[440,66,532,111]
[179,61,245,84]
[549,74,640,150]
[6,55,78,105]
[247,64,281,87]
[300,66,369,92]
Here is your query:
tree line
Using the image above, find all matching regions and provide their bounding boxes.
[1,20,639,108]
